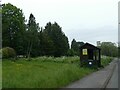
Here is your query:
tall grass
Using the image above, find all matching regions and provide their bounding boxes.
[101,56,113,66]
[2,56,95,88]
[0,60,2,89]
[2,56,113,88]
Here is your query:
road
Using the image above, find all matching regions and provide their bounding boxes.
[106,61,118,88]
[64,58,119,89]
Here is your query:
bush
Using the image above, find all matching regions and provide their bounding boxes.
[101,56,113,66]
[2,47,16,59]
[67,49,76,56]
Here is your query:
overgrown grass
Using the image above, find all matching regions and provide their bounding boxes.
[2,56,113,88]
[0,60,2,89]
[30,56,80,63]
[2,56,95,88]
[101,56,113,66]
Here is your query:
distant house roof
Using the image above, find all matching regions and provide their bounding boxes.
[80,43,100,50]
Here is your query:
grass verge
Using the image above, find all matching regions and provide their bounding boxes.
[101,56,113,66]
[2,56,95,88]
[2,56,113,88]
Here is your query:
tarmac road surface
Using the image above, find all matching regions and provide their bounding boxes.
[64,58,118,89]
[106,61,118,88]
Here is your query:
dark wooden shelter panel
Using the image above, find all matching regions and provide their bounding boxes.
[79,43,101,67]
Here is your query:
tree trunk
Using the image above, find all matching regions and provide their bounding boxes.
[27,41,32,60]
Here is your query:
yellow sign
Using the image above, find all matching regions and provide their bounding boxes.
[82,49,87,55]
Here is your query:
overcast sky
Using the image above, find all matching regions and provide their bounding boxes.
[2,0,119,45]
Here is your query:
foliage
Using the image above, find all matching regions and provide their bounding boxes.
[71,39,84,56]
[2,3,88,58]
[26,13,40,58]
[44,22,69,57]
[98,42,118,57]
[101,56,113,66]
[118,47,120,57]
[2,47,16,58]
[67,49,76,56]
[71,39,77,54]
[2,3,117,59]
[31,56,80,63]
[2,3,26,55]
[0,7,1,13]
[2,3,70,57]
[38,30,54,56]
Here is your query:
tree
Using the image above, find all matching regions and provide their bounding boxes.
[71,39,77,53]
[67,49,76,56]
[71,39,84,55]
[38,29,54,56]
[2,3,70,57]
[98,42,118,57]
[118,46,120,57]
[44,22,69,57]
[0,4,1,50]
[26,13,40,58]
[2,3,26,55]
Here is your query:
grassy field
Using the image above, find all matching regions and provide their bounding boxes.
[0,60,2,89]
[2,56,113,88]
